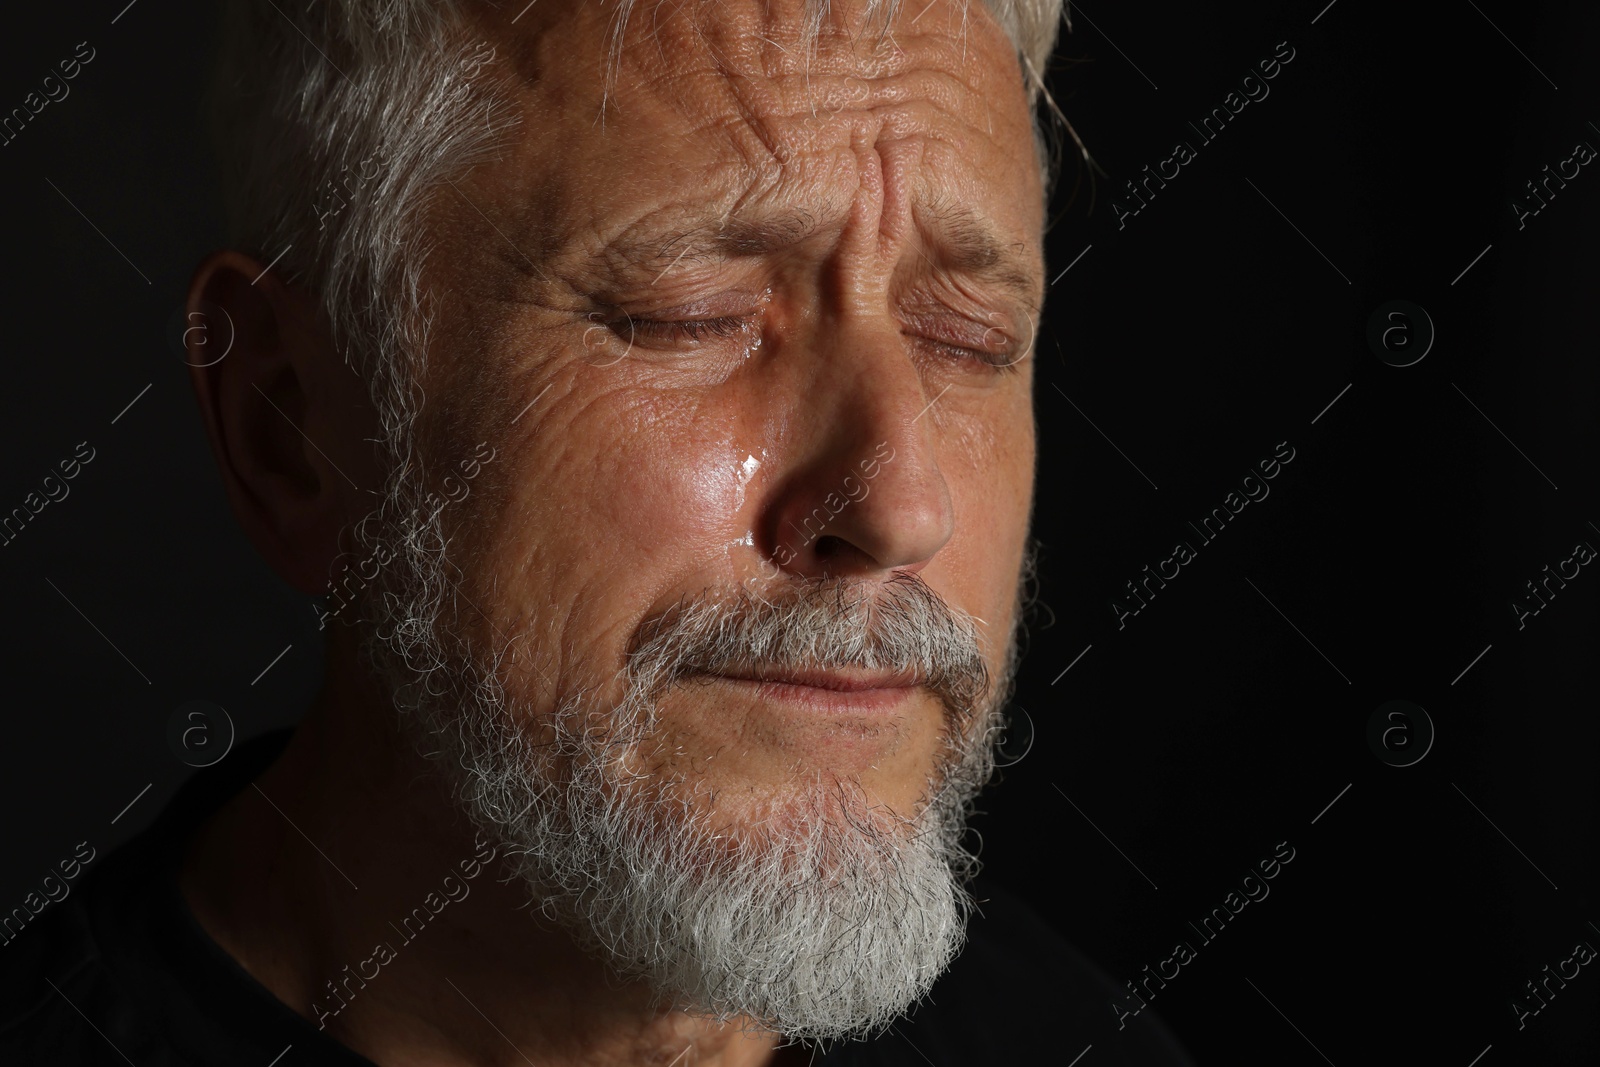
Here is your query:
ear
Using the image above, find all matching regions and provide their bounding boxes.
[184,250,381,597]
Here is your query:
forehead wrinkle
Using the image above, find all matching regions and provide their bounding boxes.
[614,0,1007,117]
[623,0,902,76]
[480,0,1036,296]
[600,0,1021,195]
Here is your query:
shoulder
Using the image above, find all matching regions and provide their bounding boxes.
[0,730,295,1066]
[0,872,166,1066]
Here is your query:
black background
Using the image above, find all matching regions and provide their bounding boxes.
[1,1,1596,1064]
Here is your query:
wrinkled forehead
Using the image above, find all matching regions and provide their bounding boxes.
[613,0,1019,92]
[472,0,1024,121]
[452,0,1041,267]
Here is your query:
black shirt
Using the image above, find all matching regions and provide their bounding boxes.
[0,730,1194,1065]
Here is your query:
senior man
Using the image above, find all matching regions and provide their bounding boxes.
[1,0,1192,1063]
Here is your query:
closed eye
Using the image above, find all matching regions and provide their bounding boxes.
[909,333,1027,370]
[599,307,1029,370]
[901,310,1031,372]
[624,316,752,342]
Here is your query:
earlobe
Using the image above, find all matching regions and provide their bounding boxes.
[184,250,375,597]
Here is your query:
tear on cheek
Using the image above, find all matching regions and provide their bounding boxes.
[723,451,761,517]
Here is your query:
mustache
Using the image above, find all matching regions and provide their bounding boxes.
[624,572,992,724]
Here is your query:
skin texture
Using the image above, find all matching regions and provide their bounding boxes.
[178,0,1044,1063]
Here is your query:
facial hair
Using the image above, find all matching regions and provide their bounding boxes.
[348,460,1031,1042]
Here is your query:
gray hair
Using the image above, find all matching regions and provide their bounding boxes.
[375,547,1020,1038]
[206,0,1068,470]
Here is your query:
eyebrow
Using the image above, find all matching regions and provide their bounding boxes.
[598,210,822,273]
[595,202,1041,305]
[911,202,1042,307]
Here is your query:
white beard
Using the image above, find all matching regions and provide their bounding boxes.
[347,467,1021,1041]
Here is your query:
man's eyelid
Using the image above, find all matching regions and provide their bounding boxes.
[597,286,772,323]
[895,300,1036,370]
[900,301,1021,340]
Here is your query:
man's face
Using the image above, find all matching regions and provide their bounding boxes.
[413,0,1040,811]
[359,0,1043,1035]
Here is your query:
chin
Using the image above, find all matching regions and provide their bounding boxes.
[551,763,976,1039]
[412,689,982,1039]
[356,513,1005,1037]
[653,769,933,869]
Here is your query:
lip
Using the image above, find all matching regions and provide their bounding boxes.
[699,668,922,713]
[714,667,920,691]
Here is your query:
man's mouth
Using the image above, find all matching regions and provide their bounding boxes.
[694,666,923,713]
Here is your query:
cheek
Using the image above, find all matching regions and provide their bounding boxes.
[446,388,759,694]
[938,404,1033,623]
[947,404,1032,529]
[480,388,757,611]
[590,395,750,551]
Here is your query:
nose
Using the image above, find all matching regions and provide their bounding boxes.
[759,318,955,581]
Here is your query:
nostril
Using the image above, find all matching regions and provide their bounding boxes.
[814,535,845,559]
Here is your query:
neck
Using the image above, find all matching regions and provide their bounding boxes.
[179,627,805,1067]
